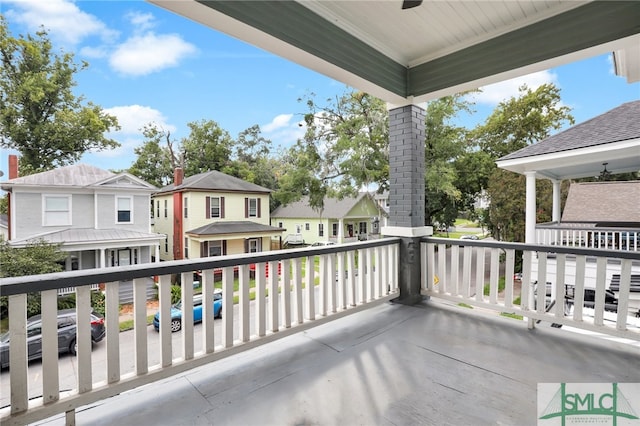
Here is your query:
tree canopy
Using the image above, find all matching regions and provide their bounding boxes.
[0,16,120,174]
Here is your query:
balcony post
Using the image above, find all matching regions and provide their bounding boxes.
[525,171,537,244]
[382,103,431,304]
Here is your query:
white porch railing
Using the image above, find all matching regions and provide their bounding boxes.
[421,237,640,341]
[0,239,399,425]
[536,222,640,252]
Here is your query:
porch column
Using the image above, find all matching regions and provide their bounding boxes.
[551,179,561,223]
[382,104,431,305]
[525,171,537,244]
[99,248,106,268]
[338,218,344,243]
[155,244,160,263]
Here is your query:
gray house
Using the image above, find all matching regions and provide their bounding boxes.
[1,156,164,273]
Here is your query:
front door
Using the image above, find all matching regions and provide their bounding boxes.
[118,249,131,267]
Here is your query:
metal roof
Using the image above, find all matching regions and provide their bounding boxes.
[186,220,284,236]
[149,1,640,105]
[155,170,272,195]
[8,228,164,248]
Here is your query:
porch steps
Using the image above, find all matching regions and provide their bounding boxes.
[117,279,157,305]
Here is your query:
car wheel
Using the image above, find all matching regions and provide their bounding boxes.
[170,318,182,332]
[69,338,77,356]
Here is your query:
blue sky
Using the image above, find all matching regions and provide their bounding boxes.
[1,0,639,178]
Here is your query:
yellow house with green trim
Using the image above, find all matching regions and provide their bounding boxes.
[270,193,386,246]
[152,168,283,261]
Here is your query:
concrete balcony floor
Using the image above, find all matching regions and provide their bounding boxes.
[37,299,640,426]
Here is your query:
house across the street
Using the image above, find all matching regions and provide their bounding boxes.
[270,193,386,246]
[152,168,284,261]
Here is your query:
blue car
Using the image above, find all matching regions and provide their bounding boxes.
[153,289,222,332]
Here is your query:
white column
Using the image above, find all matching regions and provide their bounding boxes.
[155,244,160,262]
[551,179,561,223]
[338,218,344,243]
[99,248,106,268]
[525,171,537,244]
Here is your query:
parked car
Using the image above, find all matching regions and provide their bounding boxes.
[153,289,223,332]
[311,241,336,247]
[0,309,105,369]
[460,235,479,240]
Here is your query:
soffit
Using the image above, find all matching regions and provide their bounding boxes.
[149,0,640,104]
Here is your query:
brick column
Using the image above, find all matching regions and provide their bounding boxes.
[382,104,432,304]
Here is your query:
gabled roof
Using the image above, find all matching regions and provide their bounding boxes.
[186,221,283,236]
[500,100,640,161]
[272,193,381,219]
[155,170,271,195]
[0,164,157,191]
[561,181,640,224]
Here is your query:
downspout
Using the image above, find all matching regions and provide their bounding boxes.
[173,168,184,260]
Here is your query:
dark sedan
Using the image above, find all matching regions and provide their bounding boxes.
[0,309,105,369]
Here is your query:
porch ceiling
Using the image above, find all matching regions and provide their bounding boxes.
[149,1,640,104]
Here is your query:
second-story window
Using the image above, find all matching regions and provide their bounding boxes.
[184,197,188,218]
[43,195,71,226]
[164,200,168,218]
[116,196,132,223]
[245,197,260,218]
[156,200,160,218]
[210,197,220,218]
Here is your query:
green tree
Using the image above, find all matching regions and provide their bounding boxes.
[128,124,176,188]
[274,90,389,209]
[475,84,574,241]
[0,239,66,316]
[0,16,120,174]
[182,119,234,177]
[423,94,475,227]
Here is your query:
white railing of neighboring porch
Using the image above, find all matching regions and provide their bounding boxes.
[0,239,399,426]
[421,237,640,341]
[536,222,640,252]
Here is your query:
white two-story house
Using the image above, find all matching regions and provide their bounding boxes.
[1,155,164,271]
[152,168,284,261]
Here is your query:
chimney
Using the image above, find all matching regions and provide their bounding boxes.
[174,167,183,186]
[8,155,18,179]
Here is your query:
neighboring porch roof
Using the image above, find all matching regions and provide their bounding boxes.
[149,1,640,105]
[561,181,640,224]
[186,221,284,237]
[496,100,640,180]
[8,228,165,249]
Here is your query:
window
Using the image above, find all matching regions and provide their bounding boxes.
[184,237,189,258]
[116,196,132,223]
[43,195,71,226]
[359,221,367,234]
[305,223,310,231]
[164,200,168,218]
[278,222,283,228]
[156,200,160,218]
[318,223,324,237]
[184,197,188,218]
[246,198,258,218]
[247,238,260,253]
[208,241,222,257]
[332,223,338,236]
[164,237,168,253]
[210,197,220,218]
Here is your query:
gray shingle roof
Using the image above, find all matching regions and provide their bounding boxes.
[155,171,271,195]
[3,164,114,186]
[499,100,640,161]
[187,221,284,236]
[271,193,373,219]
[561,181,640,223]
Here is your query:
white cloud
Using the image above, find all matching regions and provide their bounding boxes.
[262,114,305,148]
[109,33,197,76]
[126,11,156,33]
[470,70,558,105]
[5,0,117,45]
[104,105,176,135]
